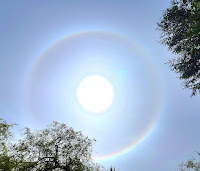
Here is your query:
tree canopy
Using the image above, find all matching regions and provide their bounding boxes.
[0,118,17,170]
[0,118,111,171]
[157,0,200,95]
[176,152,200,171]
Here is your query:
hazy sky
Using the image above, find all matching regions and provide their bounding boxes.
[1,1,200,171]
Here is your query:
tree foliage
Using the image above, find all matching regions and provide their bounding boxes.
[177,152,200,171]
[157,0,200,95]
[12,121,104,171]
[0,118,17,170]
[0,118,112,171]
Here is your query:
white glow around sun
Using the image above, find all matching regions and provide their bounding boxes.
[77,75,114,113]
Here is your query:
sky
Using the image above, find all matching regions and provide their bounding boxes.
[1,1,200,171]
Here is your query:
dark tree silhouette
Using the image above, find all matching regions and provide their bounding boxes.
[157,0,200,95]
[177,152,200,170]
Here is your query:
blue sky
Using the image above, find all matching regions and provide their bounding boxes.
[1,1,200,170]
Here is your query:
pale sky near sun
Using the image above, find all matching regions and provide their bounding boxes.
[1,1,200,171]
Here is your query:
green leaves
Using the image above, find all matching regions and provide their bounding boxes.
[0,118,107,171]
[0,119,18,171]
[177,158,200,170]
[158,0,200,95]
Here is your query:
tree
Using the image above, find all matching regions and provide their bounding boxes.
[0,118,17,170]
[177,159,200,170]
[11,121,105,171]
[176,152,200,170]
[0,118,116,170]
[157,0,200,95]
[0,118,113,171]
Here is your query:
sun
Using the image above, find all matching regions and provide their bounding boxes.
[77,75,114,113]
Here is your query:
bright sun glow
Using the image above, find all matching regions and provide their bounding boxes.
[77,75,114,113]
